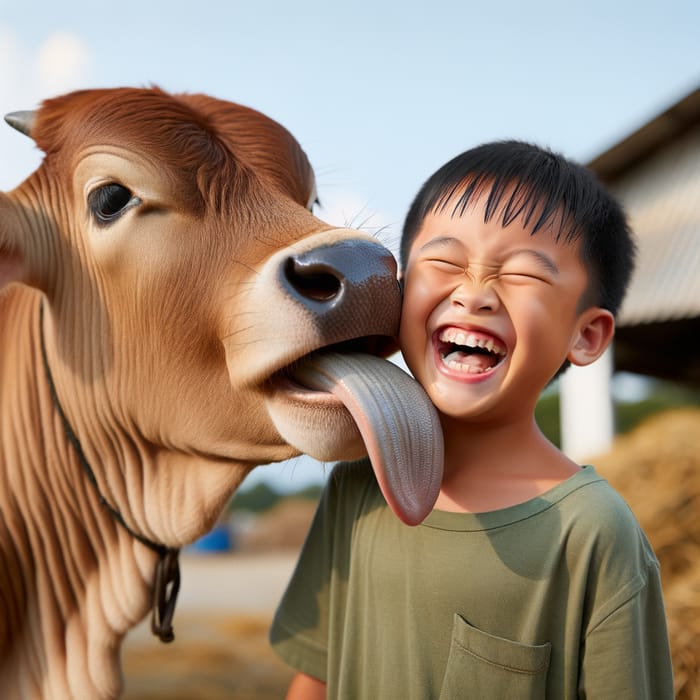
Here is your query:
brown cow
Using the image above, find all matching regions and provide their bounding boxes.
[0,87,442,699]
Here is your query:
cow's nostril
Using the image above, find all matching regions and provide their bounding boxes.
[283,256,342,302]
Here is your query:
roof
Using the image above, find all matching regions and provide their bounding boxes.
[586,85,700,328]
[588,87,700,182]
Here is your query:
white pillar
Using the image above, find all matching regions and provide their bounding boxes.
[559,345,614,462]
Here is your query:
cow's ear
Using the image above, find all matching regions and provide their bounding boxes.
[1,112,37,290]
[0,195,30,290]
[0,110,46,290]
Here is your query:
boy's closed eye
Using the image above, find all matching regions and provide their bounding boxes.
[420,257,556,285]
[498,268,554,284]
[499,250,559,284]
[424,258,465,273]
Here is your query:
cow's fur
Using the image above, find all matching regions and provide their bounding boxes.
[0,87,401,698]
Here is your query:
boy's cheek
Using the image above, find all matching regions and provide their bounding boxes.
[398,311,431,375]
[401,271,441,311]
[399,281,429,335]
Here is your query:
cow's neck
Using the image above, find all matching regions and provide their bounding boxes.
[0,293,247,699]
[0,297,157,698]
[39,300,249,548]
[0,292,248,699]
[38,299,182,645]
[38,294,250,544]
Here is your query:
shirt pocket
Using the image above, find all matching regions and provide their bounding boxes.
[439,614,551,700]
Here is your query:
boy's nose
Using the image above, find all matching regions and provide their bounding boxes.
[449,280,500,313]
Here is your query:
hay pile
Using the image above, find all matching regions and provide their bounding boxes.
[595,408,700,699]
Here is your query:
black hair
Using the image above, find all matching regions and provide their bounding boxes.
[401,140,635,317]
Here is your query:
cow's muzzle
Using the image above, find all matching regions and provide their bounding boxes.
[278,238,401,342]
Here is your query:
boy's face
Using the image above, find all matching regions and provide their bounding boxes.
[399,193,613,424]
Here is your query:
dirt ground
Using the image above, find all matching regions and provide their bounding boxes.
[122,611,293,700]
[122,552,299,700]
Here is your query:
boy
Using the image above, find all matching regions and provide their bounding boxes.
[270,141,674,698]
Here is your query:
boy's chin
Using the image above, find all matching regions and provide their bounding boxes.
[428,383,510,424]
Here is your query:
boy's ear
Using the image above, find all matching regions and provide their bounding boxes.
[568,307,615,367]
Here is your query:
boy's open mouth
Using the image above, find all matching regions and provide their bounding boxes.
[436,327,507,374]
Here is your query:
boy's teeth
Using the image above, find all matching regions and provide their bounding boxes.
[438,328,505,356]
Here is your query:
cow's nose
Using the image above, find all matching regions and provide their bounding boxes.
[281,239,399,312]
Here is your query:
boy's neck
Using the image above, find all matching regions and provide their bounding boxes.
[434,414,581,514]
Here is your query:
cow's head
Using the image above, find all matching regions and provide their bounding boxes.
[0,87,442,531]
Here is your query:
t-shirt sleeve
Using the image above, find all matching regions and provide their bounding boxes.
[269,462,358,681]
[579,559,675,699]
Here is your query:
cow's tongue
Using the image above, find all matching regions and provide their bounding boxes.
[292,352,443,525]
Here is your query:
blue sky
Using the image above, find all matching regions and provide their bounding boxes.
[1,0,698,491]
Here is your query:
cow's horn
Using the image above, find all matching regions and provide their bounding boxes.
[4,111,36,137]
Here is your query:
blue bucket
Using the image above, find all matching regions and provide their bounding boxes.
[190,525,232,553]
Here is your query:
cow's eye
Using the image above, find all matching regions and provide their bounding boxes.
[88,184,140,225]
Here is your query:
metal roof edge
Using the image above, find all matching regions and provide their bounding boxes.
[586,85,700,182]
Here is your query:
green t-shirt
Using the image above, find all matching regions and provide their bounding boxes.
[270,461,673,699]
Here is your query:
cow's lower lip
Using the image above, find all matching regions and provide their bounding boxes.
[269,372,342,406]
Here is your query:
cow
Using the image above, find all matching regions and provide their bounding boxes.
[0,87,443,699]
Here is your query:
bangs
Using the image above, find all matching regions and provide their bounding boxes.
[433,172,579,244]
[416,141,595,247]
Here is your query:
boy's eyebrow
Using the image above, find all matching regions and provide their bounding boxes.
[506,249,560,275]
[417,236,464,253]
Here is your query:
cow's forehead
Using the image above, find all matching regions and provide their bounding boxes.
[34,88,295,163]
[32,87,314,207]
[35,90,227,160]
